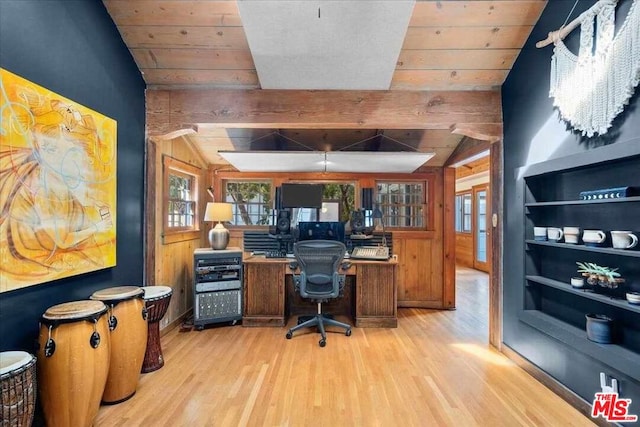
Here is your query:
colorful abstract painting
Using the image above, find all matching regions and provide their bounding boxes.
[0,68,117,292]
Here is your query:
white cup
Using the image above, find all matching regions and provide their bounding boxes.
[534,227,547,241]
[611,231,638,249]
[564,226,580,244]
[571,277,585,288]
[583,229,606,246]
[547,227,564,242]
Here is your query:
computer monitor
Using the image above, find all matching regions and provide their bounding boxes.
[281,184,323,209]
[297,221,345,243]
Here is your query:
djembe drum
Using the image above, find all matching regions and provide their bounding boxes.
[38,301,110,427]
[141,286,173,373]
[0,351,36,427]
[90,286,147,404]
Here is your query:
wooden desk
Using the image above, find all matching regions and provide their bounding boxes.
[243,255,398,328]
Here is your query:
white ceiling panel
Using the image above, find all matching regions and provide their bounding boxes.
[218,151,434,172]
[237,0,415,90]
[218,151,326,172]
[326,151,434,172]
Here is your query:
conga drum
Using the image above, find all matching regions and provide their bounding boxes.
[0,351,36,427]
[141,286,173,373]
[37,301,110,427]
[90,286,147,404]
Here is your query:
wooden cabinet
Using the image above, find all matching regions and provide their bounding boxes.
[243,261,286,326]
[519,142,640,382]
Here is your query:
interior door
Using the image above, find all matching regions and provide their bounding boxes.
[473,184,490,273]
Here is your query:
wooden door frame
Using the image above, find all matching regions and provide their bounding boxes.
[445,138,503,350]
[472,183,490,273]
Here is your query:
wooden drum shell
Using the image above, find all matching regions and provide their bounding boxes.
[91,287,148,404]
[0,351,36,427]
[142,286,172,373]
[37,303,110,427]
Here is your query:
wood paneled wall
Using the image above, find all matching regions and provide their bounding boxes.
[456,233,473,267]
[150,137,208,330]
[214,167,454,309]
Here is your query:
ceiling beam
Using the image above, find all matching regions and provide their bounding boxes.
[444,137,491,167]
[146,89,502,137]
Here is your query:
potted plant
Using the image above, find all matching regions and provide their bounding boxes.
[576,262,625,290]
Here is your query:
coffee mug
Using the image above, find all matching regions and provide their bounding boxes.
[611,231,638,249]
[533,227,547,241]
[547,227,564,242]
[564,226,580,244]
[570,277,585,288]
[583,229,606,246]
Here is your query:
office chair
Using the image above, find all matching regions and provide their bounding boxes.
[285,240,352,347]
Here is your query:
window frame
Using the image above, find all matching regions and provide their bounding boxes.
[223,179,274,227]
[162,156,201,244]
[455,190,473,233]
[375,179,431,230]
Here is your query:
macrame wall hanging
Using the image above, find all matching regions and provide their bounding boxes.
[536,0,640,137]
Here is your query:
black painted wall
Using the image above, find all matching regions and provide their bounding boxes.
[503,0,640,408]
[0,1,146,351]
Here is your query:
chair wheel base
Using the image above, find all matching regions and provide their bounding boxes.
[286,331,293,339]
[346,329,352,336]
[319,339,326,347]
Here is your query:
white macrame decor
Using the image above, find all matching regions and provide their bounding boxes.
[540,0,640,137]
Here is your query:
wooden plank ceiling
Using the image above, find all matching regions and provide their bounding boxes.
[103,0,547,166]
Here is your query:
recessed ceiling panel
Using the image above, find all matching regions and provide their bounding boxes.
[218,151,326,172]
[237,1,415,90]
[326,152,434,172]
[218,151,434,173]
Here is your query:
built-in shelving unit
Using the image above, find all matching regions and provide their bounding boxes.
[525,240,640,258]
[525,196,640,207]
[518,140,640,382]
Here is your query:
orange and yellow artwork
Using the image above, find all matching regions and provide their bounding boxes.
[0,68,117,292]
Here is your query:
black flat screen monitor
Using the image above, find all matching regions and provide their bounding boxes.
[297,222,345,243]
[281,184,323,209]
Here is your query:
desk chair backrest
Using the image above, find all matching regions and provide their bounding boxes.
[293,240,346,300]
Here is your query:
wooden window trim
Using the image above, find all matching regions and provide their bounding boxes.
[163,156,201,243]
[455,190,473,234]
[375,178,433,231]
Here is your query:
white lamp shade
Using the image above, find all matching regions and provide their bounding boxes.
[204,202,233,222]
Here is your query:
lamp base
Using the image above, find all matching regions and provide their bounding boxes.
[209,223,229,250]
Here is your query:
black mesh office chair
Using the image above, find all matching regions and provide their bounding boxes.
[285,240,352,347]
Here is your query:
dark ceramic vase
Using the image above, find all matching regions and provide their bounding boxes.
[586,314,613,344]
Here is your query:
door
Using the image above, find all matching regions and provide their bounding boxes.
[473,184,490,273]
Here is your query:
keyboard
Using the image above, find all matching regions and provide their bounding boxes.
[264,250,288,258]
[350,246,389,260]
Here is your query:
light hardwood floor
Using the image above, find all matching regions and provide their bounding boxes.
[94,268,594,426]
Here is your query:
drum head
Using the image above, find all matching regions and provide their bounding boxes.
[42,300,107,322]
[143,285,173,300]
[0,351,34,376]
[90,286,143,302]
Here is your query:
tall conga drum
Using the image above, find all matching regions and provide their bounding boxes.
[141,286,173,373]
[90,286,147,404]
[0,351,36,427]
[37,301,110,427]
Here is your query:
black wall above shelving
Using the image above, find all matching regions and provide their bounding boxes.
[503,0,640,410]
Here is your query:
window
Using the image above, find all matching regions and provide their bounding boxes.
[224,181,273,226]
[163,156,201,241]
[376,181,427,228]
[455,192,472,233]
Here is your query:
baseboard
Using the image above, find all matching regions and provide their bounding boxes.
[500,345,611,427]
[160,309,193,337]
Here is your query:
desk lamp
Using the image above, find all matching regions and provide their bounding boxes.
[204,202,233,250]
[371,204,387,247]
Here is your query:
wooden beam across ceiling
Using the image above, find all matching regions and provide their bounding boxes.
[146,89,503,137]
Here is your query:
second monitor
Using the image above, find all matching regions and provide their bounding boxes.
[297,221,345,243]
